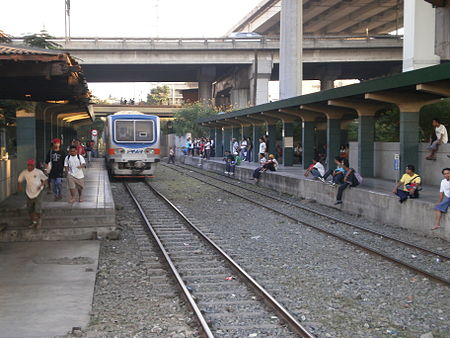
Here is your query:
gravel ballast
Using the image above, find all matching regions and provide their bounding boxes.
[153,164,450,338]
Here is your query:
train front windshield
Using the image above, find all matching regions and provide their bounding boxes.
[115,120,154,143]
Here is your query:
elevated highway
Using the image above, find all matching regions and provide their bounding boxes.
[93,104,179,119]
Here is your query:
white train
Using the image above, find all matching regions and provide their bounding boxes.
[105,112,160,177]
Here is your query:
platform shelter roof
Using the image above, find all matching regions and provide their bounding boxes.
[197,63,450,126]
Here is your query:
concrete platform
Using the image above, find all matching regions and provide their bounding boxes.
[0,159,116,242]
[0,240,99,338]
[180,156,450,241]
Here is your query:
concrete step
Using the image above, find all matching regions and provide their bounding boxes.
[3,214,116,228]
[0,206,115,218]
[0,225,117,242]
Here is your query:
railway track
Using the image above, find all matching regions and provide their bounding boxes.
[161,162,450,286]
[124,181,314,338]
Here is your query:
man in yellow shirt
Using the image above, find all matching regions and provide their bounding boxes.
[391,164,421,203]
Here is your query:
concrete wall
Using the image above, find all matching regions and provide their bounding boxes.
[181,156,450,241]
[350,142,450,186]
[0,158,18,204]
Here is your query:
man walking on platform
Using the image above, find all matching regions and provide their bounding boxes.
[18,159,47,229]
[64,145,86,203]
[45,138,66,201]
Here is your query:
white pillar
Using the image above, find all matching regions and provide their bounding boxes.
[279,0,302,99]
[230,89,249,109]
[250,53,272,106]
[403,0,440,72]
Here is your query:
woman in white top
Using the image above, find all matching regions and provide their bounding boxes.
[258,138,266,155]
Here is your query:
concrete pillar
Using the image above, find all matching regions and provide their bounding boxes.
[283,121,294,166]
[403,0,440,72]
[16,109,36,172]
[279,0,302,99]
[436,7,450,59]
[250,53,273,105]
[253,124,265,162]
[267,124,277,156]
[302,121,315,169]
[215,128,223,157]
[198,65,216,105]
[358,115,375,177]
[223,128,232,152]
[230,89,249,109]
[400,111,420,170]
[327,119,341,169]
[320,78,334,91]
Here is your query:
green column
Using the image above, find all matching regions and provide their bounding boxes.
[340,129,349,147]
[223,127,232,152]
[267,124,277,156]
[358,115,375,177]
[215,128,223,157]
[302,121,315,169]
[327,119,341,169]
[283,121,294,166]
[209,128,215,140]
[16,111,36,172]
[400,111,420,170]
[35,113,45,164]
[253,124,265,162]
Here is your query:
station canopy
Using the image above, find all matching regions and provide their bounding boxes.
[0,44,92,122]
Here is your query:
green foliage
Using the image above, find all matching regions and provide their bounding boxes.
[375,107,399,142]
[173,102,218,137]
[23,29,61,49]
[75,118,105,142]
[147,85,170,105]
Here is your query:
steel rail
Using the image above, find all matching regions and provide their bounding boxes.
[166,162,450,261]
[124,182,214,338]
[144,180,315,338]
[163,163,450,286]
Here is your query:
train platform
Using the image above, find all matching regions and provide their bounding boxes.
[0,158,116,242]
[180,156,450,242]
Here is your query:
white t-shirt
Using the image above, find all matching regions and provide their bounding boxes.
[259,157,267,166]
[439,179,450,198]
[436,124,448,144]
[205,141,211,150]
[259,142,267,154]
[232,141,239,155]
[313,162,325,176]
[64,154,86,179]
[241,140,247,149]
[18,168,47,199]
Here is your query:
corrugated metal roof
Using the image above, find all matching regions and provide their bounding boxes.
[0,44,59,56]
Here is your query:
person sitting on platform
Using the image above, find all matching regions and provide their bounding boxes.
[391,164,421,203]
[433,168,450,230]
[321,156,346,186]
[426,118,448,160]
[335,159,360,205]
[304,156,325,182]
[223,150,236,177]
[252,153,267,182]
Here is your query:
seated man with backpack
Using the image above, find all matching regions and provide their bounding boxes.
[391,164,421,203]
[335,158,362,205]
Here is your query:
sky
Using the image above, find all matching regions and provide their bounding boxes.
[0,0,263,99]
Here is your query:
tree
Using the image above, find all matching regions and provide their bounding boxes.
[0,30,12,43]
[146,85,170,105]
[23,29,61,49]
[173,102,218,137]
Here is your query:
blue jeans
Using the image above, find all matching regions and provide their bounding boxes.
[311,168,322,178]
[51,177,62,196]
[435,196,450,213]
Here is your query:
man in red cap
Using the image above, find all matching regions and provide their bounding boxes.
[45,138,66,200]
[18,159,48,229]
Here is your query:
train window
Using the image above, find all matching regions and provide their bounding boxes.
[135,121,153,142]
[115,121,134,141]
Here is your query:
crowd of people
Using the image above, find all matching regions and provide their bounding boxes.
[17,138,93,230]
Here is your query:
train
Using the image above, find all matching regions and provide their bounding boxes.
[105,111,160,177]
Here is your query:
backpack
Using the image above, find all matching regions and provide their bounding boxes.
[66,154,82,167]
[353,171,363,186]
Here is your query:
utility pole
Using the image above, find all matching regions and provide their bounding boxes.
[65,0,71,42]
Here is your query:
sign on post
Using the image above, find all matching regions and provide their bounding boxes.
[91,129,98,137]
[394,153,400,181]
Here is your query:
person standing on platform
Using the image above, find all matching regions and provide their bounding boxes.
[205,139,211,159]
[64,145,86,204]
[258,138,267,158]
[426,118,448,160]
[246,137,253,162]
[168,147,175,164]
[18,159,47,229]
[391,164,421,203]
[74,139,86,158]
[433,168,450,230]
[45,138,66,201]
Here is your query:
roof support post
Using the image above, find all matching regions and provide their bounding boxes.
[16,108,37,173]
[302,121,315,170]
[253,125,266,162]
[265,112,297,166]
[223,127,232,153]
[365,92,439,172]
[214,127,223,158]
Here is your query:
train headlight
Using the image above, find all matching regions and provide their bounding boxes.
[145,148,154,154]
[117,148,125,154]
[107,148,125,155]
